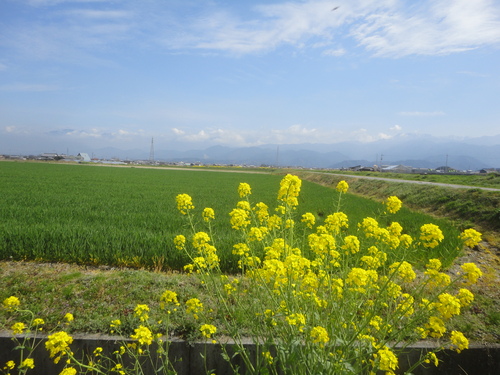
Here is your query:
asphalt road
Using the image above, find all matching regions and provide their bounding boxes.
[327,173,500,192]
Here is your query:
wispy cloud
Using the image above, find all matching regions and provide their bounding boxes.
[166,0,500,57]
[6,0,500,62]
[352,0,500,57]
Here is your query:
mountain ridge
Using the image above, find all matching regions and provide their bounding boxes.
[90,136,499,171]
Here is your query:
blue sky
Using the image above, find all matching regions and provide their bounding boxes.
[1,0,499,155]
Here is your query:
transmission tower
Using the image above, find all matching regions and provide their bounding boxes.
[149,137,155,163]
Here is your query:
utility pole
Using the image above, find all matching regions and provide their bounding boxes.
[149,137,155,163]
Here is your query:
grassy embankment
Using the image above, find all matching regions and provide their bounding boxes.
[296,170,500,241]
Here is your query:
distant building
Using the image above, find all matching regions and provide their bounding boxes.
[39,153,60,160]
[382,165,413,173]
[76,153,91,162]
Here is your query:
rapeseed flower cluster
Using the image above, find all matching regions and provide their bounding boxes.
[385,196,402,214]
[420,223,444,248]
[45,331,74,364]
[175,193,194,214]
[2,296,20,311]
[277,174,301,207]
[238,182,252,198]
[458,228,482,248]
[130,325,153,346]
[170,174,482,374]
[202,207,215,222]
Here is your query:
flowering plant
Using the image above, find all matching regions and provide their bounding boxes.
[174,175,482,375]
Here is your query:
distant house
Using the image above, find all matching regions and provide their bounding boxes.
[76,153,91,162]
[382,165,413,173]
[39,153,60,160]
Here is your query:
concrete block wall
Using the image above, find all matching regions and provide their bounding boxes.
[1,332,499,374]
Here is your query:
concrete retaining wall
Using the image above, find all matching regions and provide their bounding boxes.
[1,332,499,374]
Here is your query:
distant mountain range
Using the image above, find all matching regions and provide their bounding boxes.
[93,134,500,171]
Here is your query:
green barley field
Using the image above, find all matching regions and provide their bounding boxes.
[0,161,463,272]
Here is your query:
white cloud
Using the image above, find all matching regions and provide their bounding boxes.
[7,0,500,62]
[172,128,185,136]
[181,0,500,57]
[351,0,500,57]
[399,111,445,117]
[322,47,346,56]
[378,132,392,140]
[390,125,402,131]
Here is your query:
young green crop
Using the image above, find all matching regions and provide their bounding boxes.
[0,162,463,271]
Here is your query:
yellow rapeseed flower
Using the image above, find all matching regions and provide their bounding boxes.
[160,290,180,309]
[301,212,316,229]
[131,325,153,346]
[134,304,150,322]
[20,358,35,369]
[200,324,217,338]
[186,298,203,319]
[341,235,360,254]
[11,322,26,334]
[325,212,348,234]
[232,243,250,256]
[286,313,306,332]
[374,346,398,374]
[419,224,444,248]
[33,318,45,327]
[459,228,482,248]
[253,202,269,224]
[229,208,250,230]
[2,296,20,311]
[436,293,461,320]
[457,288,474,307]
[3,360,15,370]
[202,207,215,222]
[450,331,469,353]
[459,262,482,285]
[336,180,349,193]
[173,234,186,250]
[238,182,252,198]
[399,234,413,248]
[424,352,439,367]
[110,319,121,333]
[262,351,274,364]
[389,261,416,283]
[192,232,211,249]
[425,316,446,338]
[45,331,74,363]
[385,196,402,214]
[59,368,77,375]
[248,227,264,241]
[277,174,301,207]
[310,326,329,346]
[64,313,74,323]
[176,193,194,214]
